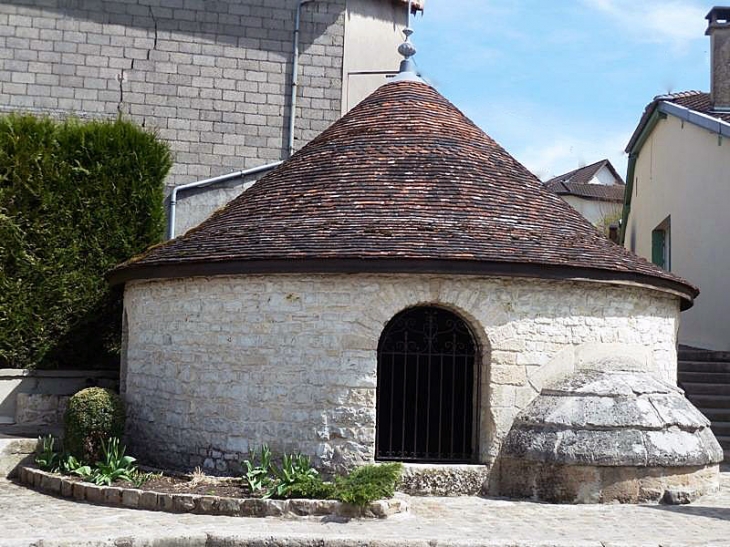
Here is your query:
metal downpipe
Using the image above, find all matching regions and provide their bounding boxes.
[288,0,315,158]
[166,161,283,239]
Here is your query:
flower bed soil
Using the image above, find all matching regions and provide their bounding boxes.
[140,475,250,498]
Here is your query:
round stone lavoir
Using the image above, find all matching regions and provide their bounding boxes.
[110,73,718,502]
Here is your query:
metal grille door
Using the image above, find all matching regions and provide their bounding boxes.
[376,307,476,463]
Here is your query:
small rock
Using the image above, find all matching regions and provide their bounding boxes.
[662,488,696,505]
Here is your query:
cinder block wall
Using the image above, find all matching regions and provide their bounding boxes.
[0,0,346,187]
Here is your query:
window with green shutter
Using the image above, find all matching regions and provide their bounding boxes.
[651,216,671,270]
[652,229,666,268]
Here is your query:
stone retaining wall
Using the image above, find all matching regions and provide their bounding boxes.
[0,369,117,426]
[123,273,680,478]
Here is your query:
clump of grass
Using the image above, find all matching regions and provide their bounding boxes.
[333,463,402,506]
[240,447,402,507]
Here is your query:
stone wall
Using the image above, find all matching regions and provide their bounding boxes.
[122,274,680,474]
[0,0,346,186]
[0,369,118,426]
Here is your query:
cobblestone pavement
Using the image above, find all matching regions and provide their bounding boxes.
[3,471,730,547]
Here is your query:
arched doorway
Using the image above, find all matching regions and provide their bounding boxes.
[376,306,478,463]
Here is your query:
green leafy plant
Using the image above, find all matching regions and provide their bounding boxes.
[0,113,171,370]
[128,469,158,488]
[333,463,402,507]
[242,444,274,493]
[240,446,402,506]
[286,474,336,500]
[70,462,95,481]
[89,437,137,486]
[35,435,61,472]
[59,453,88,475]
[267,452,319,499]
[64,387,125,462]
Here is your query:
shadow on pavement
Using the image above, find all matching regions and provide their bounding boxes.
[645,505,730,522]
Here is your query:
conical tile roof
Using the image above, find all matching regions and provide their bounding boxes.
[110,80,697,308]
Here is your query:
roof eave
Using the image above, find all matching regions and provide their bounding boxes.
[561,194,625,203]
[108,257,697,310]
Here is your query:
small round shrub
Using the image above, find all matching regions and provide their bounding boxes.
[64,387,125,462]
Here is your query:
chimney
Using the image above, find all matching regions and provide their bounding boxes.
[706,6,730,111]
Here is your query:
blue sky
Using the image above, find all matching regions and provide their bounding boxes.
[410,0,711,181]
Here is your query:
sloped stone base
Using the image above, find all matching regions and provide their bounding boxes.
[499,459,720,504]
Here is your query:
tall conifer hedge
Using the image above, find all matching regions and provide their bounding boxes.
[0,114,172,369]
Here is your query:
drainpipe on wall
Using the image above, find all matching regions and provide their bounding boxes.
[288,0,316,158]
[167,161,283,239]
[167,0,316,238]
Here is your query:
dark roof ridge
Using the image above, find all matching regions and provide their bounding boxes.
[545,159,607,185]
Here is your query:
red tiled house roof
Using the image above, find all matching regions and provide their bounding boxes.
[627,91,730,153]
[110,80,697,308]
[544,160,626,203]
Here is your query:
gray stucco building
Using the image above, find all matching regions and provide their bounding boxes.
[0,0,418,234]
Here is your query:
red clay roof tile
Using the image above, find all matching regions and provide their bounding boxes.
[111,80,697,306]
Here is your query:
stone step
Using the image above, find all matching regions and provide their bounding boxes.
[678,350,730,362]
[711,421,730,436]
[680,382,730,395]
[698,408,730,422]
[678,371,730,383]
[0,435,37,479]
[678,360,730,373]
[686,394,730,409]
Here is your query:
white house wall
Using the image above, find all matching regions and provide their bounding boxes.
[342,0,407,113]
[122,273,680,476]
[594,165,617,186]
[625,114,730,351]
[562,195,621,226]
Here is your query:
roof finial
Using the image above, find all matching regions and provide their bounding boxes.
[398,0,417,74]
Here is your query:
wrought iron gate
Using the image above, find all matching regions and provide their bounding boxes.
[376,307,477,463]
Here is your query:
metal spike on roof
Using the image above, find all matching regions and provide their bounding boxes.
[392,0,423,82]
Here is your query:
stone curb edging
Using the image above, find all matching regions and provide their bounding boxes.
[17,466,407,519]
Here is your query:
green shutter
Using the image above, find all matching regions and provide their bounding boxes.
[652,229,665,268]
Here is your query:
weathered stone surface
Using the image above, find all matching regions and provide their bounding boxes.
[499,365,722,503]
[217,497,244,516]
[60,478,73,498]
[123,275,680,473]
[515,394,665,430]
[122,488,142,508]
[158,493,175,512]
[104,487,123,505]
[195,495,218,515]
[499,459,720,504]
[72,481,86,501]
[40,474,62,495]
[504,368,722,468]
[173,493,196,513]
[400,464,490,496]
[139,491,158,510]
[545,366,677,397]
[647,393,710,429]
[85,485,105,504]
[14,393,70,426]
